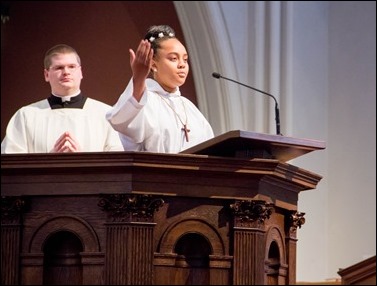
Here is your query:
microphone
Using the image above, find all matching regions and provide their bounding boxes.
[212,72,281,135]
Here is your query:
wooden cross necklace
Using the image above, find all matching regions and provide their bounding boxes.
[158,94,190,142]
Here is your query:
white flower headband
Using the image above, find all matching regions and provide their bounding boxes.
[149,32,175,43]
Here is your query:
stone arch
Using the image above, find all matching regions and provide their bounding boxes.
[28,215,100,253]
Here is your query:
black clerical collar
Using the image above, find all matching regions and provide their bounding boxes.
[48,94,87,109]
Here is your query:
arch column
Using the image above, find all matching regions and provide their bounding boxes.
[1,196,26,285]
[230,200,274,285]
[285,210,306,285]
[98,194,164,285]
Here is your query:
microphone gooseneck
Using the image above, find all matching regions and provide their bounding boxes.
[212,72,281,135]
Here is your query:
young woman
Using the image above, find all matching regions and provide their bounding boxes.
[106,25,214,153]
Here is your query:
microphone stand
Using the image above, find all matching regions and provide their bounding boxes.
[213,72,281,135]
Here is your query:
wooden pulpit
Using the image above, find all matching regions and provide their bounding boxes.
[1,130,325,285]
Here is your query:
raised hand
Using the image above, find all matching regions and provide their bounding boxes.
[129,39,154,101]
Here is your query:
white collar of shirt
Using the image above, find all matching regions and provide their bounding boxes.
[146,78,181,97]
[52,90,81,102]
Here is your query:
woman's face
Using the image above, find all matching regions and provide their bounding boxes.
[152,38,189,93]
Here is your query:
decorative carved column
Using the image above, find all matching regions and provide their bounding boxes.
[230,200,274,285]
[285,210,305,285]
[98,194,164,285]
[1,196,26,285]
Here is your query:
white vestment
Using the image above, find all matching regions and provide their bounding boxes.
[106,78,214,153]
[1,98,124,153]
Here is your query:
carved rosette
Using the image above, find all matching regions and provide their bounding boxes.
[287,210,306,236]
[230,200,274,228]
[98,194,164,222]
[1,196,26,224]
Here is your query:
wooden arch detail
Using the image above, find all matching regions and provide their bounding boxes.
[28,215,101,253]
[158,218,225,255]
[265,226,287,264]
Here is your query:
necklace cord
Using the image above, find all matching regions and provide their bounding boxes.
[158,94,190,142]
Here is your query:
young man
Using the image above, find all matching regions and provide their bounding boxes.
[1,44,123,153]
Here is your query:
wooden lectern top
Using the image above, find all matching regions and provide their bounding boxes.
[181,130,326,162]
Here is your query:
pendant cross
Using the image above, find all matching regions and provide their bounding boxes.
[182,124,190,142]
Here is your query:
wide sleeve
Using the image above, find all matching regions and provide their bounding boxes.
[106,79,153,151]
[1,108,29,153]
[106,79,148,134]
